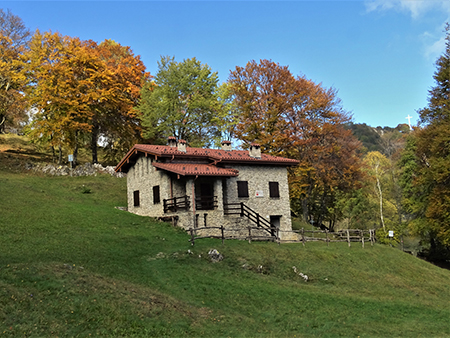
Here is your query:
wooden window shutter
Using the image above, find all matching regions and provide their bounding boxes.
[237,181,249,198]
[153,185,160,204]
[269,182,280,198]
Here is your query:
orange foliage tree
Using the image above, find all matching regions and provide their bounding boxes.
[23,32,149,164]
[229,59,363,230]
[86,39,149,163]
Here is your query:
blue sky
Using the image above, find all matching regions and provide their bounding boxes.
[2,1,449,128]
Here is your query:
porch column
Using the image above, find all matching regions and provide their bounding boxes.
[214,179,223,211]
[183,177,196,229]
[185,177,194,211]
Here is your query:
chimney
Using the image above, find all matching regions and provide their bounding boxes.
[177,139,187,153]
[168,136,177,147]
[249,143,261,159]
[221,140,232,151]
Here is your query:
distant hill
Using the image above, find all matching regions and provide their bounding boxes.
[345,122,410,156]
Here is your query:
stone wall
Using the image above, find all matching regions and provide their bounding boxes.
[171,210,271,240]
[27,162,125,177]
[127,155,169,217]
[223,165,295,240]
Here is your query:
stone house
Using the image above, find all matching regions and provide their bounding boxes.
[115,138,299,241]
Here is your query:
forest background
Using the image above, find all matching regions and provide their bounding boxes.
[2,8,450,264]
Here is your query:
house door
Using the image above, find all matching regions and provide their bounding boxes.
[270,215,281,237]
[199,183,214,210]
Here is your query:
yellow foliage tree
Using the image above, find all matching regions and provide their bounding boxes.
[23,32,150,164]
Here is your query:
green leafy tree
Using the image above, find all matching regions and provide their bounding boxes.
[338,150,402,241]
[138,56,232,147]
[398,135,419,221]
[403,23,450,259]
[339,188,378,229]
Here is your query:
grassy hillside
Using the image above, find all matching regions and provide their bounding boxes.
[1,140,450,337]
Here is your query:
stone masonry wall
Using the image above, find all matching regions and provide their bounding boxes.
[127,155,170,217]
[223,165,295,240]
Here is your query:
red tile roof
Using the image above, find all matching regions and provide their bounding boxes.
[152,162,239,177]
[115,144,299,173]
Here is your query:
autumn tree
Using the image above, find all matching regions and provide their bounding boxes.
[138,56,233,147]
[0,9,31,47]
[0,9,30,133]
[229,59,363,230]
[364,152,390,231]
[403,24,450,257]
[85,39,149,163]
[24,32,149,164]
[24,31,104,163]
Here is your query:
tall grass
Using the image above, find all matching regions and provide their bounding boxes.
[1,170,450,337]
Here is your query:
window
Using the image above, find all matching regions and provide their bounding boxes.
[237,181,249,198]
[133,190,140,207]
[269,182,280,198]
[153,185,160,204]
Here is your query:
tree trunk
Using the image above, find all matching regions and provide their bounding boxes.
[302,175,314,223]
[302,198,309,223]
[317,188,328,228]
[374,161,386,231]
[91,123,99,164]
[73,131,79,167]
[51,145,56,163]
[58,145,62,165]
[0,114,5,134]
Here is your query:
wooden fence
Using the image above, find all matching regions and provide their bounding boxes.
[188,226,375,248]
[293,228,375,248]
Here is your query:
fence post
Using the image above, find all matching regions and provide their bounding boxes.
[189,228,195,246]
[361,230,365,248]
[221,225,224,245]
[347,229,351,247]
[301,228,305,246]
[277,227,280,246]
[326,229,329,246]
[240,202,244,217]
[256,213,260,227]
[248,226,252,244]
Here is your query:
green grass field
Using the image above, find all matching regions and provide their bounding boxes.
[1,138,450,337]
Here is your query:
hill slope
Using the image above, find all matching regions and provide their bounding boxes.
[1,149,450,337]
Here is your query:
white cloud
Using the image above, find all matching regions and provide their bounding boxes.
[365,0,447,19]
[421,31,446,60]
[365,0,449,59]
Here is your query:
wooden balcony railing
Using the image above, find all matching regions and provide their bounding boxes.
[163,195,190,213]
[195,196,218,210]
